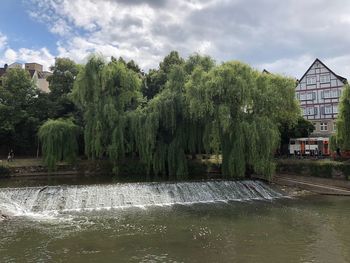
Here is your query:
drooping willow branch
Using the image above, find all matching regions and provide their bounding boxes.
[38,118,79,171]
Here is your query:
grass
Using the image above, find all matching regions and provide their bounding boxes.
[277,158,340,165]
[0,158,44,167]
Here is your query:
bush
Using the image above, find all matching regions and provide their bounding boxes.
[276,159,350,179]
[0,164,10,177]
[187,160,209,180]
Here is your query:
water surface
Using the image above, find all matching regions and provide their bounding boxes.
[1,180,350,263]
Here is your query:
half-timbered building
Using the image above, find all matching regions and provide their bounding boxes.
[296,58,347,137]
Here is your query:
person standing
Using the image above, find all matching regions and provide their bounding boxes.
[9,149,14,162]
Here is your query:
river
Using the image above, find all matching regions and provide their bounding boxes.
[0,178,350,263]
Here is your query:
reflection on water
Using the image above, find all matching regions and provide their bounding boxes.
[1,196,350,263]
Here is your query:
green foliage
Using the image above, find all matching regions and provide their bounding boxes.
[277,159,350,179]
[185,61,299,178]
[330,134,338,152]
[47,57,80,119]
[72,54,300,179]
[2,52,300,179]
[0,164,10,177]
[0,68,42,154]
[280,117,315,146]
[130,65,201,179]
[38,118,79,171]
[71,55,142,173]
[0,66,80,156]
[334,84,350,151]
[142,51,185,99]
[184,53,215,74]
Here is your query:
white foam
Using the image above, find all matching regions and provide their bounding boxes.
[0,180,283,219]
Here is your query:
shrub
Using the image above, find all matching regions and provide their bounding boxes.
[0,164,10,177]
[276,159,350,179]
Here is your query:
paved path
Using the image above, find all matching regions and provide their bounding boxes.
[273,174,350,196]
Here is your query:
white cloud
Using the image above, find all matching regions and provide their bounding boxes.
[21,0,350,79]
[50,18,71,36]
[0,31,55,71]
[257,55,317,79]
[4,49,17,62]
[0,32,7,50]
[0,47,55,71]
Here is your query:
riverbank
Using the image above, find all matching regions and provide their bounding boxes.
[0,157,220,181]
[271,158,350,195]
[2,157,350,196]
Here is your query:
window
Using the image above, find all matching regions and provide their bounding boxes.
[320,122,328,131]
[333,105,338,114]
[313,122,317,129]
[300,92,315,101]
[304,107,317,116]
[306,92,315,100]
[307,107,314,115]
[322,89,340,99]
[332,89,340,98]
[307,77,316,85]
[320,74,330,83]
[322,90,330,99]
[323,105,332,114]
[333,122,337,131]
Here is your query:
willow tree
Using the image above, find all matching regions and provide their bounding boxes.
[70,53,299,179]
[129,65,203,179]
[332,84,350,151]
[128,55,216,179]
[185,61,299,178]
[38,118,79,171]
[71,56,142,173]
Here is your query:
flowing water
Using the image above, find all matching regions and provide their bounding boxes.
[1,179,350,263]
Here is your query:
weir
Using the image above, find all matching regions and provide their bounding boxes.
[0,180,282,216]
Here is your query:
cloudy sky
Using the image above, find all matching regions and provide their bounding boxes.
[1,0,350,79]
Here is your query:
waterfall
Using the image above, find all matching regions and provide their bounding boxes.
[0,180,282,217]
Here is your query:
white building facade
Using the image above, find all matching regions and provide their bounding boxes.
[295,58,347,137]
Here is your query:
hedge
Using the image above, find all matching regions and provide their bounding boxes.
[276,159,350,180]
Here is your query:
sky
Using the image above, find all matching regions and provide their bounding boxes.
[1,0,350,79]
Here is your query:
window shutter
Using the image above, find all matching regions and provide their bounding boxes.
[321,91,324,99]
[314,107,318,115]
[313,92,316,100]
[320,106,324,114]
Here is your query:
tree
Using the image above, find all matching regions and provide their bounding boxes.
[69,53,300,180]
[186,62,299,178]
[38,118,79,171]
[184,53,215,75]
[0,68,41,155]
[142,51,185,100]
[47,58,80,119]
[48,58,79,97]
[71,55,142,173]
[279,117,315,154]
[130,65,203,179]
[332,84,350,151]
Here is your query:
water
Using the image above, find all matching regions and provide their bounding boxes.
[1,180,350,262]
[0,180,280,216]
